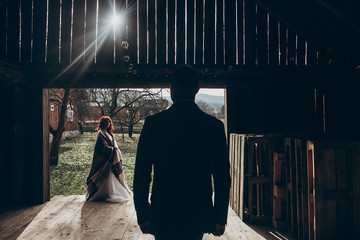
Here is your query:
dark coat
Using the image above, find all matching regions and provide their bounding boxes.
[133,101,231,235]
[86,130,122,200]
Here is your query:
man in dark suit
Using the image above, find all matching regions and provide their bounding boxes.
[133,65,231,240]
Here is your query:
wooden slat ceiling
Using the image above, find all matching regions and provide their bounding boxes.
[0,0,359,87]
[255,0,360,67]
[0,0,322,65]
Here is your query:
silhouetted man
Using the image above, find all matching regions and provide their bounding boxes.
[133,65,231,240]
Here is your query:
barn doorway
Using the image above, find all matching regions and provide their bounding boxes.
[46,87,226,198]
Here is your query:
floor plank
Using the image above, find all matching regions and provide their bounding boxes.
[0,195,283,239]
[79,200,129,239]
[104,201,136,239]
[0,205,44,240]
[17,195,81,239]
[120,210,142,240]
[138,234,155,240]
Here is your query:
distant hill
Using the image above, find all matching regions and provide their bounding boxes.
[164,94,224,110]
[196,94,224,104]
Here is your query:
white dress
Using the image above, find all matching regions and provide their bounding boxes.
[87,131,133,203]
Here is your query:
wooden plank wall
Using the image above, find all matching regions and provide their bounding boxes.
[0,0,324,67]
[284,138,357,239]
[229,134,244,220]
[0,83,46,205]
[283,139,309,239]
[285,138,359,239]
[310,140,354,240]
[295,139,308,240]
[229,134,360,239]
[226,87,318,135]
[307,142,315,240]
[272,152,286,230]
[229,134,273,223]
[285,138,297,236]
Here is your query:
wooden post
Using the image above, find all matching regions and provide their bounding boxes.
[297,139,309,239]
[255,143,260,216]
[285,138,297,235]
[229,134,234,210]
[290,138,298,237]
[273,152,286,230]
[234,134,240,216]
[239,135,245,220]
[307,141,315,240]
[228,134,245,220]
[23,86,48,204]
[295,139,303,240]
[43,89,50,202]
[353,142,360,239]
[248,138,254,217]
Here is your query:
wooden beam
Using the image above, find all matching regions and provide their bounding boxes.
[42,89,50,202]
[19,63,360,89]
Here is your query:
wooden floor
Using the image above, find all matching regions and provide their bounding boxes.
[0,195,286,240]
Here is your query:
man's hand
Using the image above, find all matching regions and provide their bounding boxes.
[212,224,225,236]
[139,221,150,234]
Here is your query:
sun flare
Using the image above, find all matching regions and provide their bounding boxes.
[111,13,124,27]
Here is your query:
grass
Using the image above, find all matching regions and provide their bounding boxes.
[50,132,139,197]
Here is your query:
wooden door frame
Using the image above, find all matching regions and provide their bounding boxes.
[41,87,228,203]
[43,89,50,202]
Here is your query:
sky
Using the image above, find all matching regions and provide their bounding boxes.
[160,88,225,97]
[198,88,225,96]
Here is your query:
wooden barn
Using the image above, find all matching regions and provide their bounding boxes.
[0,0,360,239]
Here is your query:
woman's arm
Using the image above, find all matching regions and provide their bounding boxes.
[96,132,115,160]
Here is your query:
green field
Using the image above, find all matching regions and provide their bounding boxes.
[50,132,139,197]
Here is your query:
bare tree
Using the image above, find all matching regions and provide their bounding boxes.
[89,88,167,136]
[119,93,169,137]
[71,89,91,133]
[89,89,159,117]
[49,89,90,166]
[49,89,70,166]
[196,100,215,116]
[217,105,225,119]
[71,89,90,122]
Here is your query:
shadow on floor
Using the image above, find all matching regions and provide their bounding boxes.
[247,224,293,240]
[0,204,45,240]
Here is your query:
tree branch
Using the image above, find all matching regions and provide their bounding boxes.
[49,124,56,135]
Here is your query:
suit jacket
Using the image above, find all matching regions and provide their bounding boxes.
[133,101,231,235]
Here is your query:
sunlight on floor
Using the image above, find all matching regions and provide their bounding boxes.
[3,195,267,240]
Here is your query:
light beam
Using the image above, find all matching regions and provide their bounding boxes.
[111,13,124,28]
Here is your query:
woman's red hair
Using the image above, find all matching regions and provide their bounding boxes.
[97,116,114,133]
